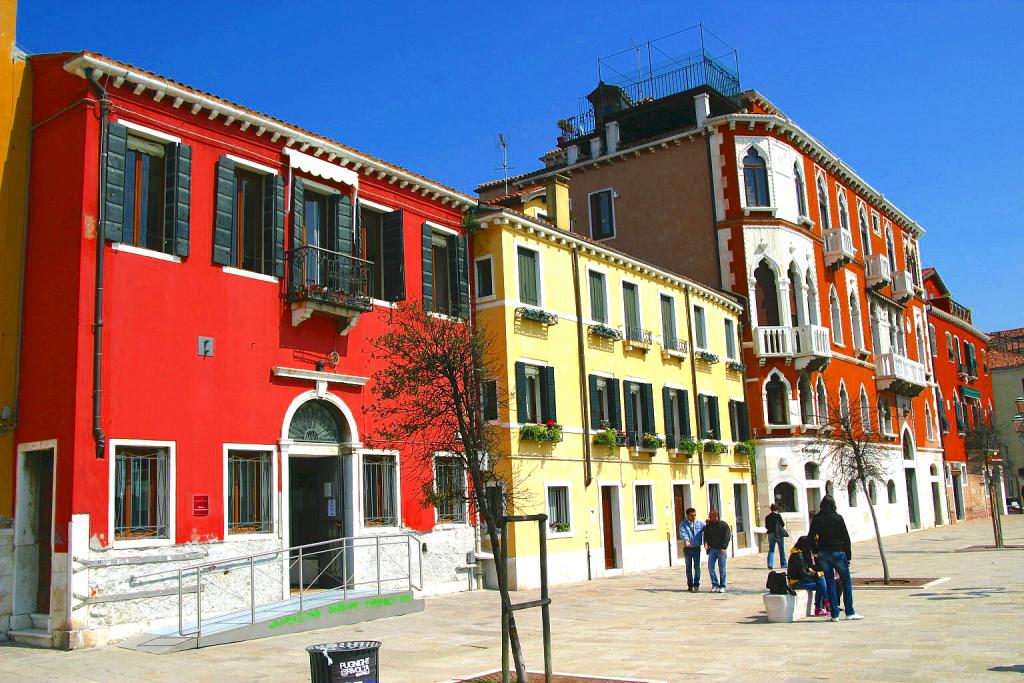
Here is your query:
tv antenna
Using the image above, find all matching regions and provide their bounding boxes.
[496,132,512,195]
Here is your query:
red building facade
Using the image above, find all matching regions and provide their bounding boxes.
[923,268,994,521]
[7,52,476,647]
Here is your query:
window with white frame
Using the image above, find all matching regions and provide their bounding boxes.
[837,192,850,231]
[946,332,954,361]
[925,403,935,441]
[871,212,880,236]
[546,484,571,533]
[816,378,828,426]
[634,484,655,527]
[622,282,642,340]
[475,256,494,299]
[794,163,807,217]
[860,389,871,433]
[594,376,612,425]
[849,292,863,350]
[929,323,937,358]
[708,483,722,514]
[858,207,871,256]
[816,176,830,229]
[363,454,398,526]
[522,364,543,423]
[114,444,170,540]
[434,455,466,524]
[830,288,844,345]
[517,246,541,306]
[588,270,608,323]
[743,148,770,207]
[693,304,708,349]
[227,449,273,534]
[799,374,815,425]
[660,294,679,349]
[839,385,850,421]
[589,189,615,240]
[887,480,897,504]
[765,374,790,426]
[724,318,737,360]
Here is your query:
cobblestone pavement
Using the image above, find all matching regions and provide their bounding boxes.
[2,516,1023,682]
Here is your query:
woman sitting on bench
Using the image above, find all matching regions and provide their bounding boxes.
[788,536,828,616]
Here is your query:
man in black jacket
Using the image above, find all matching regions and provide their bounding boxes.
[808,494,863,621]
[703,510,732,593]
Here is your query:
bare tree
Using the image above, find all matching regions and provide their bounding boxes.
[802,393,894,584]
[966,420,1010,548]
[366,300,531,681]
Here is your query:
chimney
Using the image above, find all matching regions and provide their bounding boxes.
[567,144,579,165]
[544,174,570,231]
[605,121,620,154]
[694,92,711,128]
[589,136,602,159]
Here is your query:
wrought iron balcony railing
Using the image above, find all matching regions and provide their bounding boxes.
[287,246,373,312]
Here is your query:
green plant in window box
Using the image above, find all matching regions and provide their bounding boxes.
[703,440,726,455]
[517,306,559,326]
[549,521,570,533]
[734,440,755,456]
[592,421,626,451]
[676,437,703,455]
[726,360,746,372]
[519,421,563,443]
[588,324,622,340]
[696,350,720,364]
[641,432,665,449]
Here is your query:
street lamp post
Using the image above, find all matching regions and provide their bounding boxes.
[985,450,1005,549]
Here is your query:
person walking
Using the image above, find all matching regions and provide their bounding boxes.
[678,507,705,592]
[765,503,788,569]
[703,509,732,593]
[808,494,863,621]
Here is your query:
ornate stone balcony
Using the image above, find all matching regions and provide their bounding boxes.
[875,351,927,396]
[866,254,891,289]
[824,228,855,267]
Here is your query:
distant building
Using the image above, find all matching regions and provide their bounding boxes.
[988,328,1024,502]
[922,268,995,521]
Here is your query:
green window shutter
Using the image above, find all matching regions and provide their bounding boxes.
[514,362,528,422]
[698,394,709,439]
[588,271,606,322]
[709,396,721,439]
[381,210,405,301]
[212,157,235,266]
[445,234,459,315]
[164,142,191,257]
[104,121,128,241]
[517,247,538,306]
[588,375,601,429]
[421,223,434,311]
[483,380,499,421]
[738,402,750,441]
[290,178,304,289]
[455,235,469,318]
[680,390,691,437]
[728,400,739,442]
[641,383,655,435]
[660,295,676,344]
[623,381,636,436]
[542,366,557,423]
[663,387,675,448]
[333,193,354,256]
[267,175,286,278]
[610,379,622,430]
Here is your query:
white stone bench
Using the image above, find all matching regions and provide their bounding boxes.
[763,590,814,622]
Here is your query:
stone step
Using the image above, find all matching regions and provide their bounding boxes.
[10,628,54,649]
[30,613,49,630]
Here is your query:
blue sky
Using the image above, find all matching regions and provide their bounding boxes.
[17,1,1022,331]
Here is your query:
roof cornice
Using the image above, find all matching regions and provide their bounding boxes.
[927,305,991,343]
[64,54,476,211]
[476,207,742,314]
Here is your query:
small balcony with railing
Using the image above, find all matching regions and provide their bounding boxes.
[287,246,373,332]
[754,326,793,361]
[875,351,927,396]
[865,254,891,289]
[823,228,855,267]
[793,324,832,370]
[623,325,654,352]
[891,270,915,302]
[661,335,691,359]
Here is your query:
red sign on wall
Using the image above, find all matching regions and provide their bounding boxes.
[193,495,210,517]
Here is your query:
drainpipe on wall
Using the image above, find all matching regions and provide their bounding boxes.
[683,287,705,487]
[571,247,592,487]
[86,69,108,460]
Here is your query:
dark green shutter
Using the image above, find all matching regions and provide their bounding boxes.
[709,396,721,439]
[455,235,469,318]
[623,381,636,437]
[212,157,235,266]
[514,362,528,422]
[104,121,128,241]
[330,193,354,292]
[729,400,739,442]
[680,390,691,437]
[445,234,459,315]
[265,174,285,278]
[164,142,191,256]
[517,247,538,306]
[663,387,675,448]
[641,383,655,436]
[698,394,708,439]
[290,178,305,289]
[610,379,622,430]
[483,380,498,421]
[738,402,750,441]
[542,366,556,423]
[421,223,434,311]
[381,210,405,301]
[589,375,601,429]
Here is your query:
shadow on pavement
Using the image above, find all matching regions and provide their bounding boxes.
[989,664,1024,673]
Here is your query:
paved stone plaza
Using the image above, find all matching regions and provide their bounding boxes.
[2,516,1022,682]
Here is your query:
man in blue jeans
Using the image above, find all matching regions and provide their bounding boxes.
[703,509,732,593]
[678,508,705,592]
[808,494,863,621]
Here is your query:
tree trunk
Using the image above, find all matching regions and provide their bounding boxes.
[860,476,891,585]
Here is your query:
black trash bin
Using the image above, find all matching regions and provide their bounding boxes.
[306,640,381,683]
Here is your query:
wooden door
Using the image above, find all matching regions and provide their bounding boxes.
[672,485,688,559]
[601,488,617,569]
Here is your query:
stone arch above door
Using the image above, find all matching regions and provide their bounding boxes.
[281,390,360,445]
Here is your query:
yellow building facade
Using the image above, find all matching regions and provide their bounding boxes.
[473,196,757,590]
[0,1,32,521]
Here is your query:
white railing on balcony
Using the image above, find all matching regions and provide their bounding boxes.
[794,324,831,359]
[876,352,927,387]
[754,326,794,357]
[891,270,914,300]
[824,228,855,265]
[866,254,891,287]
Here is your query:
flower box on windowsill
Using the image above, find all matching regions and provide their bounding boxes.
[519,422,563,443]
[517,307,559,326]
[696,350,720,364]
[640,433,665,450]
[703,440,726,455]
[674,437,703,456]
[593,428,627,449]
[734,440,755,456]
[726,360,745,372]
[588,324,622,341]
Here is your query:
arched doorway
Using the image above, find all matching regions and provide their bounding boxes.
[754,261,781,327]
[902,436,920,529]
[284,396,355,587]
